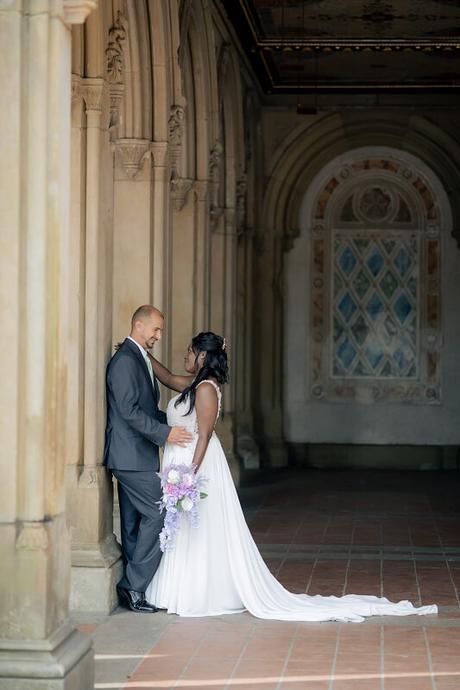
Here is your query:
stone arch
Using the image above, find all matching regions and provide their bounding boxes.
[254,112,460,466]
[263,112,460,249]
[180,0,219,179]
[283,144,460,452]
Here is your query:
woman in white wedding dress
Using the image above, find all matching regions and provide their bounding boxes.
[145,332,437,623]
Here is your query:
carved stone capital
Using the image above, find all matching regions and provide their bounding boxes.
[116,138,151,178]
[81,78,109,114]
[171,175,193,211]
[151,141,169,168]
[194,180,208,203]
[63,0,97,25]
[16,522,49,551]
[106,11,127,84]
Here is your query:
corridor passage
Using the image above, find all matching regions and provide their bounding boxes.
[76,467,460,689]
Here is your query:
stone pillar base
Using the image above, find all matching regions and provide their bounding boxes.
[264,439,288,468]
[236,429,260,470]
[71,558,123,614]
[70,535,123,614]
[0,623,94,690]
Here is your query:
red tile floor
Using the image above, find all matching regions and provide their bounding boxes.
[76,468,460,690]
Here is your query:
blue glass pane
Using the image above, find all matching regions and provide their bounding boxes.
[338,246,357,276]
[393,348,408,371]
[365,292,384,321]
[365,342,384,370]
[337,339,357,370]
[337,293,358,323]
[394,292,412,324]
[366,249,384,277]
[384,315,397,338]
[394,247,412,277]
[333,317,344,342]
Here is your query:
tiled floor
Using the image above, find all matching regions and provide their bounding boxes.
[75,468,460,690]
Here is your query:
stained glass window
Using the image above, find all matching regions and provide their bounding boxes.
[332,233,418,378]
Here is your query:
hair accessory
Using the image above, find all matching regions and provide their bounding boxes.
[222,337,226,351]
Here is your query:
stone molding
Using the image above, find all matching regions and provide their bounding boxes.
[151,141,169,168]
[194,180,209,203]
[115,138,151,178]
[171,176,194,211]
[63,0,97,25]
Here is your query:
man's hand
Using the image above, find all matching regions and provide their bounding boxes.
[167,426,193,446]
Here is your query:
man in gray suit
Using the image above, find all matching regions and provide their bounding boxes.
[104,305,192,612]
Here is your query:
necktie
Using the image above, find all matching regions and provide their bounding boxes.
[145,355,154,386]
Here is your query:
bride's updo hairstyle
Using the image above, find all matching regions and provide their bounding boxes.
[175,331,229,415]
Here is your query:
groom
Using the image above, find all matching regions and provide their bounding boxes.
[104,305,193,613]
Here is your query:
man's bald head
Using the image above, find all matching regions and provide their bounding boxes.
[130,305,165,350]
[131,305,164,329]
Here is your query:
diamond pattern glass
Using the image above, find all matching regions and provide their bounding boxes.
[333,234,418,379]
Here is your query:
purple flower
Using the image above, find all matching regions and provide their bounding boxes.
[157,463,208,551]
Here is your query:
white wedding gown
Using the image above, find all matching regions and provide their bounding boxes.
[146,380,437,622]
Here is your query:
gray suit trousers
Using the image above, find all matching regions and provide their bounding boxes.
[113,470,164,593]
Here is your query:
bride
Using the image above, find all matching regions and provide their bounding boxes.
[145,331,437,622]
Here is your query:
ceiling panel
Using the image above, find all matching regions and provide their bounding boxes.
[222,0,460,92]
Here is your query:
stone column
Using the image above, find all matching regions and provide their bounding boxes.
[194,181,211,332]
[151,142,171,364]
[68,77,122,614]
[253,231,288,468]
[219,208,241,484]
[235,225,260,470]
[112,138,153,342]
[0,1,95,687]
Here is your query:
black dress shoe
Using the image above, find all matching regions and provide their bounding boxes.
[117,586,158,613]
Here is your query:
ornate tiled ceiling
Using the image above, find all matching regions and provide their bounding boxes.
[222,0,460,92]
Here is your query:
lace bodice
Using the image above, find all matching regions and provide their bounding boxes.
[166,379,222,435]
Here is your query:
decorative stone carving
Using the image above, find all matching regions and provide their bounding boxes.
[106,11,127,84]
[81,79,108,114]
[309,155,442,404]
[194,180,208,204]
[105,12,127,140]
[16,522,49,550]
[171,176,194,211]
[168,104,188,201]
[236,175,247,234]
[209,141,223,183]
[209,142,223,230]
[169,105,185,147]
[151,141,169,168]
[116,138,151,178]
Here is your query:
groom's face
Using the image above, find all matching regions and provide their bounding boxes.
[139,314,164,350]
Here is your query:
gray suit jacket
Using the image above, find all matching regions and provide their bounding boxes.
[103,338,171,471]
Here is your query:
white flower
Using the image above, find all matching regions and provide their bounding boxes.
[181,496,194,512]
[167,469,180,485]
[182,473,193,488]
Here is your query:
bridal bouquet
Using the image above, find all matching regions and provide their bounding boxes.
[157,463,208,551]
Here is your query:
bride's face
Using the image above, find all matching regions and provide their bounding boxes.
[184,344,204,374]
